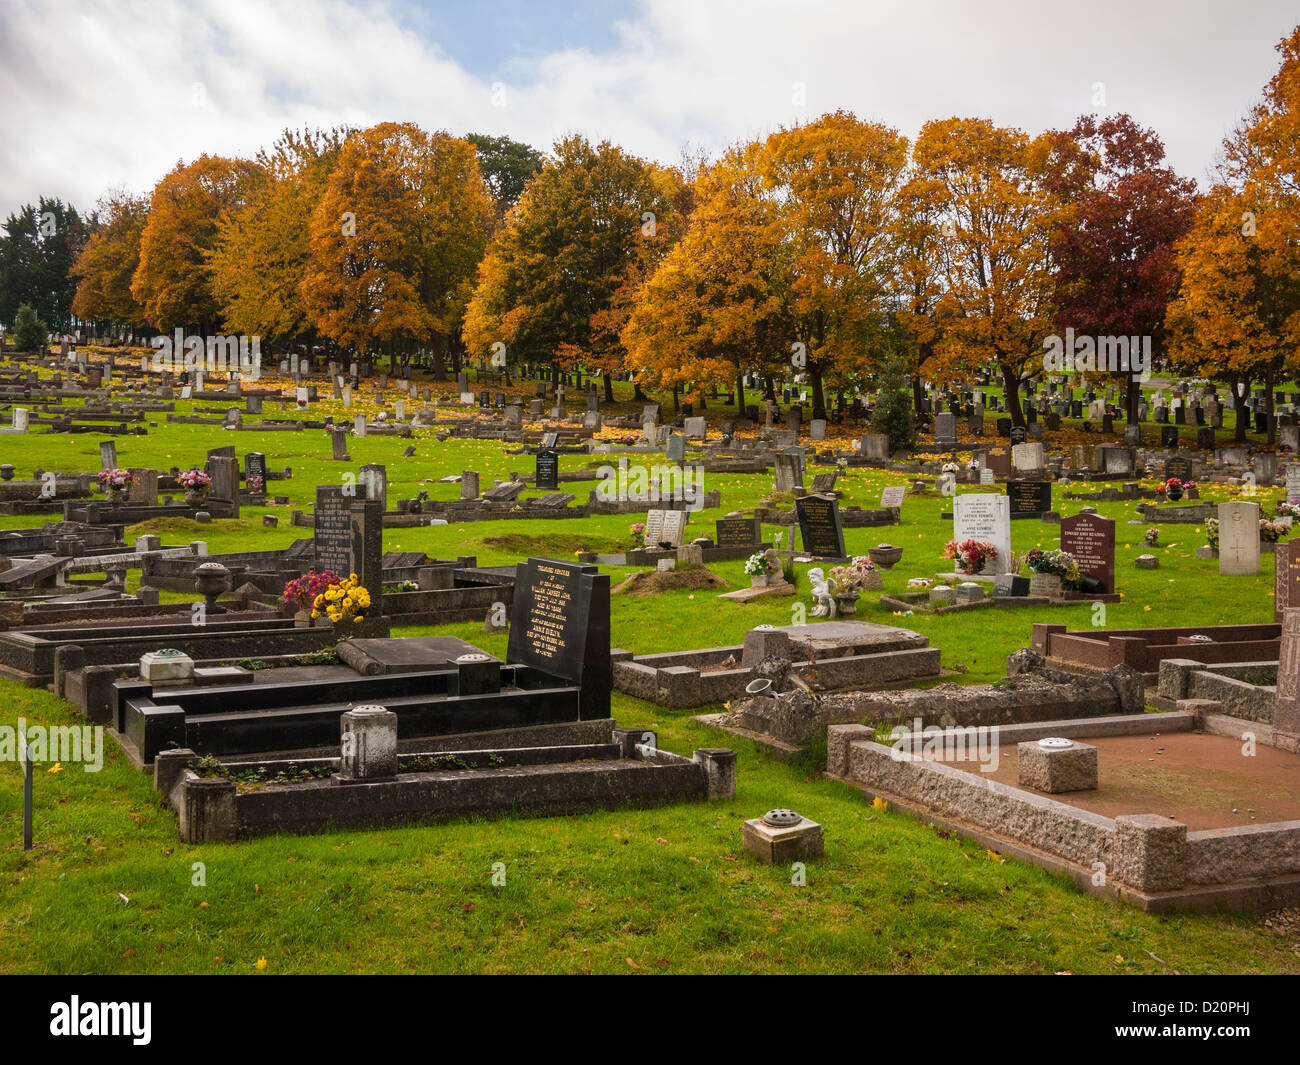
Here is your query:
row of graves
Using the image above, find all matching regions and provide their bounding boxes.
[104,557,737,842]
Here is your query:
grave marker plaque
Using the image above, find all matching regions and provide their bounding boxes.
[715,516,761,548]
[880,485,906,509]
[1164,456,1193,481]
[794,494,846,558]
[1217,500,1260,576]
[507,558,611,722]
[314,487,383,613]
[1006,479,1052,517]
[99,441,117,471]
[1059,512,1115,593]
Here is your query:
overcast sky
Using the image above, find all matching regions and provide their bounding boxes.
[1,0,1295,215]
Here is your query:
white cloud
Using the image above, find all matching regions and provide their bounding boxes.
[0,0,1295,212]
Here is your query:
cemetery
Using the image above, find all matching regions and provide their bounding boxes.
[4,6,1300,979]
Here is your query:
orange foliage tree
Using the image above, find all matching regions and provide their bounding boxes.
[131,155,264,330]
[71,190,149,327]
[301,122,492,365]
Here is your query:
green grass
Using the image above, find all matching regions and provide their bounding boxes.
[1,384,1296,973]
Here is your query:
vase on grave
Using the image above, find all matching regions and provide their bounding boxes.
[1166,486,1184,502]
[107,488,125,507]
[1029,573,1062,597]
[751,573,770,588]
[293,609,312,628]
[185,488,209,508]
[834,592,861,615]
[868,545,903,569]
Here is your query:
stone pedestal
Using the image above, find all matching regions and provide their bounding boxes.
[140,650,196,685]
[338,705,398,782]
[742,814,824,864]
[1017,738,1098,793]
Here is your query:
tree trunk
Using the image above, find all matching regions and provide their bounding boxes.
[1234,375,1250,443]
[1001,363,1025,427]
[603,372,614,403]
[810,364,826,420]
[632,380,646,402]
[1266,368,1276,445]
[912,375,925,414]
[736,369,746,412]
[1125,375,1139,424]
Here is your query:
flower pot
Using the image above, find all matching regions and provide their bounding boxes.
[1029,573,1062,597]
[1166,487,1184,502]
[958,559,985,576]
[834,592,860,615]
[293,609,312,628]
[869,546,903,569]
[106,488,125,506]
[751,573,770,588]
[185,489,208,508]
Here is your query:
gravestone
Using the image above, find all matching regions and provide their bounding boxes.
[314,488,384,613]
[857,434,889,460]
[358,464,387,507]
[714,515,761,549]
[245,452,266,493]
[506,558,612,722]
[1286,463,1300,502]
[1275,541,1300,619]
[1164,456,1193,481]
[1275,610,1300,735]
[683,417,707,441]
[1060,512,1116,593]
[205,456,240,516]
[1006,480,1052,518]
[1161,425,1178,449]
[331,429,350,462]
[773,452,804,493]
[535,449,560,491]
[880,485,906,509]
[983,445,1012,479]
[1217,501,1260,576]
[99,441,118,471]
[461,471,480,500]
[952,493,1011,574]
[794,494,845,558]
[1011,442,1044,472]
[934,412,957,448]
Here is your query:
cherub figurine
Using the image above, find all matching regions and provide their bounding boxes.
[808,567,837,618]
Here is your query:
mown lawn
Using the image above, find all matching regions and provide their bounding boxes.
[1,380,1296,973]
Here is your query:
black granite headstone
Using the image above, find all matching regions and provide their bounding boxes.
[536,449,560,490]
[794,494,846,558]
[714,516,761,548]
[507,557,611,722]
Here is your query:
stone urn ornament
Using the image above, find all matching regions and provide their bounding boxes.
[193,561,231,615]
[868,543,903,569]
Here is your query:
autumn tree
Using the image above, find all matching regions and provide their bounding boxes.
[1047,114,1198,423]
[71,190,149,328]
[623,142,790,408]
[301,122,493,366]
[131,155,264,330]
[764,111,909,417]
[209,128,349,347]
[908,117,1069,427]
[1166,26,1300,443]
[462,135,675,388]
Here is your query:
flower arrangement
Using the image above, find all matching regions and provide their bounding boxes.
[1277,500,1300,519]
[177,468,211,491]
[1260,519,1291,543]
[247,474,264,493]
[1205,518,1219,550]
[1144,528,1160,546]
[1024,548,1082,586]
[828,555,877,591]
[311,573,371,624]
[98,468,134,491]
[744,552,773,576]
[941,461,960,474]
[283,570,340,613]
[629,521,646,543]
[943,539,998,574]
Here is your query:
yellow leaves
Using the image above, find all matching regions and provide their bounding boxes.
[256,957,268,971]
[871,796,889,812]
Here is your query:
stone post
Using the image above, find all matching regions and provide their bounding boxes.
[693,748,737,800]
[339,705,398,781]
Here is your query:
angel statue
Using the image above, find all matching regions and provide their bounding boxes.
[808,567,837,618]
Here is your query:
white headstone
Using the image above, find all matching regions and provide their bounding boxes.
[953,493,1012,575]
[1217,500,1260,576]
